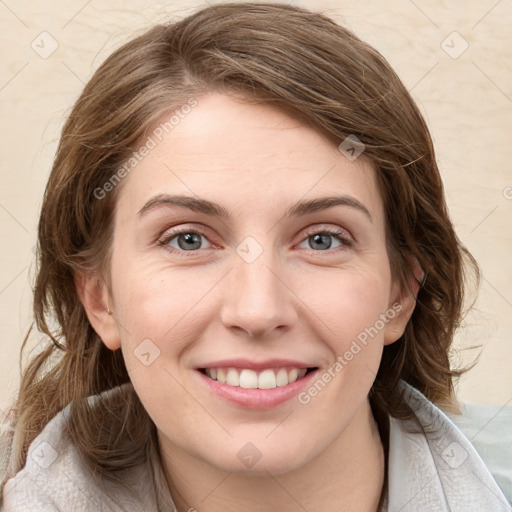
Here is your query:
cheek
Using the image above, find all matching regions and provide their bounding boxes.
[110,255,221,361]
[306,266,392,383]
[111,264,201,419]
[301,264,391,331]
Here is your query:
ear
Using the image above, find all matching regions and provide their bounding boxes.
[383,256,424,346]
[74,271,121,351]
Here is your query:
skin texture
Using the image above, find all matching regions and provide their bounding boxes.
[78,92,418,512]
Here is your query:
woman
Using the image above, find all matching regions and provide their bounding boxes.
[1,2,509,511]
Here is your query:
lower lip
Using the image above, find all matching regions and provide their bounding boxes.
[195,369,319,409]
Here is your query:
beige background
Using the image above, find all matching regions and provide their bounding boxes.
[0,0,511,413]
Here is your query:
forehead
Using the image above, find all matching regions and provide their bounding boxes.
[115,92,382,223]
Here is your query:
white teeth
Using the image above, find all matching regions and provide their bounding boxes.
[276,368,289,387]
[288,368,298,384]
[239,369,258,389]
[216,368,226,383]
[258,369,277,389]
[204,367,311,389]
[226,368,240,386]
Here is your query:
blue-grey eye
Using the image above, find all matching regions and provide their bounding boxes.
[166,231,212,251]
[298,231,345,251]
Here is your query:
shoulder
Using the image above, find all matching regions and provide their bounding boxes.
[2,402,101,511]
[1,386,158,512]
[383,380,511,512]
[447,400,512,504]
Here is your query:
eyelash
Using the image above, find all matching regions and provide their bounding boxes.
[158,224,353,258]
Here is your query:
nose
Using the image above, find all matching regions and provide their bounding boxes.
[219,246,298,339]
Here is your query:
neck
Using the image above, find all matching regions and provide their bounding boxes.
[159,399,386,512]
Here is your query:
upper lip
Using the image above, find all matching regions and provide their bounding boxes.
[196,358,318,371]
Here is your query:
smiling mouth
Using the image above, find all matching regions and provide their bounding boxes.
[198,367,318,389]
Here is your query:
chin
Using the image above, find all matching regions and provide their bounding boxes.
[199,439,316,476]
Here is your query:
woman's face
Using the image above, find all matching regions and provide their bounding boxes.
[91,92,413,475]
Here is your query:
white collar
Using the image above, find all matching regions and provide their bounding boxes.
[380,380,510,511]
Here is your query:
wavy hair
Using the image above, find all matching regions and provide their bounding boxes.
[1,1,479,505]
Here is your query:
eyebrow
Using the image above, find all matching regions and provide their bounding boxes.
[137,193,372,222]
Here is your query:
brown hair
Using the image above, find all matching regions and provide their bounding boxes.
[1,1,479,504]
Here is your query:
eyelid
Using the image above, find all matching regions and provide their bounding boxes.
[299,223,353,243]
[158,223,217,246]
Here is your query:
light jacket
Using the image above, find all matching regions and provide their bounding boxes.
[1,380,510,511]
[378,381,510,511]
